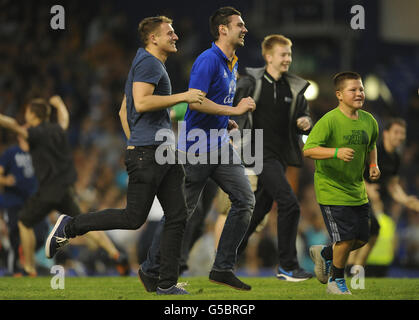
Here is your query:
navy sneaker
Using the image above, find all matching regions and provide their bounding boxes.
[276,266,313,282]
[156,284,189,295]
[45,214,71,259]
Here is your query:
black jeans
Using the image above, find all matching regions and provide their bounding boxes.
[238,158,300,270]
[67,146,187,289]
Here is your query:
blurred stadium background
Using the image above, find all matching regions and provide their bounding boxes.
[0,0,418,279]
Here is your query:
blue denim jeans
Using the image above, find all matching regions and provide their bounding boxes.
[142,143,255,276]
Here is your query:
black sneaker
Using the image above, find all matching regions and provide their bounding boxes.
[138,266,159,292]
[276,266,313,282]
[209,270,251,291]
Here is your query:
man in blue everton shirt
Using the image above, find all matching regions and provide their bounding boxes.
[142,7,256,291]
[46,16,204,295]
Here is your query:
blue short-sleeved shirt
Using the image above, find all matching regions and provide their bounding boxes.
[178,43,239,153]
[125,48,174,146]
[0,145,38,208]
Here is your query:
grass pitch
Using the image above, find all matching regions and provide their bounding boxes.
[0,276,418,300]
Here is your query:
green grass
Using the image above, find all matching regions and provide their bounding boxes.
[0,276,418,300]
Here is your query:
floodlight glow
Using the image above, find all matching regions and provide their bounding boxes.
[304,80,319,101]
[364,75,380,101]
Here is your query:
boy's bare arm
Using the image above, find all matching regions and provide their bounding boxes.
[368,147,380,181]
[303,146,355,162]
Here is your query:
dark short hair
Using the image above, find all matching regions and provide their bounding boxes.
[209,6,241,40]
[333,71,362,91]
[27,98,51,122]
[384,117,407,131]
[138,16,173,46]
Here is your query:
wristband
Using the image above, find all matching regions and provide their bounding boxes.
[369,163,377,168]
[333,148,338,159]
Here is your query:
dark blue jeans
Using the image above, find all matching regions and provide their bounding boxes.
[67,146,187,289]
[179,178,219,270]
[142,143,255,276]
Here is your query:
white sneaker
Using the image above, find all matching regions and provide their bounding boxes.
[309,245,331,284]
[326,277,352,295]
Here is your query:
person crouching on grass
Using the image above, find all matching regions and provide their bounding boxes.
[303,71,380,295]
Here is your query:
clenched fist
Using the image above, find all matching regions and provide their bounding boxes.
[235,97,256,115]
[337,147,355,162]
[184,89,205,104]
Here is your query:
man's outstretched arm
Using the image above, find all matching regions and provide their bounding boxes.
[0,114,28,139]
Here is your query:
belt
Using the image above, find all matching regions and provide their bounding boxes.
[127,145,159,150]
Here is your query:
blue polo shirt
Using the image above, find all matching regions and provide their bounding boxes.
[178,42,239,153]
[0,145,38,208]
[124,48,174,147]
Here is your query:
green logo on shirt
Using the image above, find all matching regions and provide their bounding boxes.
[344,130,369,145]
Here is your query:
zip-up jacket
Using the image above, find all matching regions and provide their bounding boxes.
[232,67,312,167]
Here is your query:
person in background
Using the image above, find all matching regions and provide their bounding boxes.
[0,96,128,276]
[347,118,419,273]
[0,136,48,275]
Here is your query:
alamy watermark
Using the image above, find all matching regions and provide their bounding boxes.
[350,5,365,30]
[50,265,65,290]
[154,121,264,175]
[350,265,365,290]
[50,5,65,30]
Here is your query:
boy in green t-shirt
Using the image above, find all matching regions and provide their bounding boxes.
[304,72,380,294]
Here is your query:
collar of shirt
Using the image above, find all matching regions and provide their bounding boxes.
[211,42,238,72]
[263,70,288,85]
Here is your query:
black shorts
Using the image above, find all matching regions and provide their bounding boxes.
[19,187,81,228]
[6,206,49,250]
[320,203,370,243]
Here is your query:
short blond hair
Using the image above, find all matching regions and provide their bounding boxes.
[261,34,292,61]
[138,16,173,46]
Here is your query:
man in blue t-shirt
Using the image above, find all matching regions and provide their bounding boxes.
[142,7,256,291]
[46,16,204,295]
